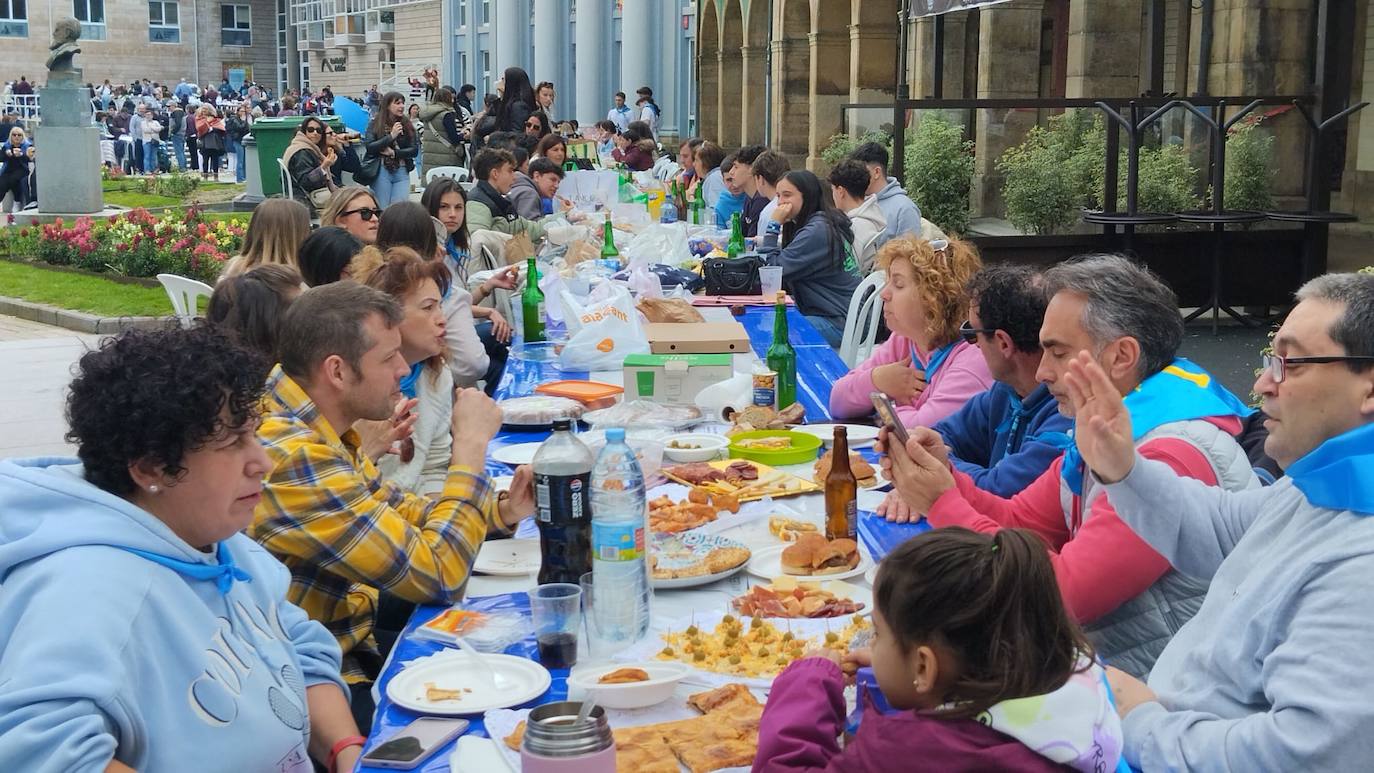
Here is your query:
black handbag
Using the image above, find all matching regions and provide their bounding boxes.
[200,129,226,153]
[353,151,382,185]
[703,255,763,295]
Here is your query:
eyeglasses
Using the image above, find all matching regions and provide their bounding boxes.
[959,320,997,345]
[1261,353,1374,383]
[341,207,383,221]
[302,126,321,134]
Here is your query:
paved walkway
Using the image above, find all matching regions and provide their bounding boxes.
[0,315,98,458]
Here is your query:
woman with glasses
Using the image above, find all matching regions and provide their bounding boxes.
[283,116,337,213]
[320,185,382,244]
[523,111,550,140]
[829,235,993,426]
[364,92,419,209]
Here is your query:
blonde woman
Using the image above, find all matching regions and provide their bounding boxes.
[218,198,311,281]
[829,236,993,427]
[319,185,380,244]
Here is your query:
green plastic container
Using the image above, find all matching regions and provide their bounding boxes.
[727,430,822,467]
[251,115,343,198]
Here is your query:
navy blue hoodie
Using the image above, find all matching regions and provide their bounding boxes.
[933,382,1072,497]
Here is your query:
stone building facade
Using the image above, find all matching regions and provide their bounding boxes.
[0,0,278,91]
[697,0,1374,219]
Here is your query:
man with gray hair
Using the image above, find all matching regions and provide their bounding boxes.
[1067,271,1374,770]
[251,281,534,729]
[880,254,1257,678]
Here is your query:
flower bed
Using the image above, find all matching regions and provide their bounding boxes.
[0,207,244,284]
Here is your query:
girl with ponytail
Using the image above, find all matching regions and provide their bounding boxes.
[753,527,1127,772]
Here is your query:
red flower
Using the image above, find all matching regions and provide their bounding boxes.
[19,228,28,237]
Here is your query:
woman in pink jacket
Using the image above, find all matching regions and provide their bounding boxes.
[829,236,993,427]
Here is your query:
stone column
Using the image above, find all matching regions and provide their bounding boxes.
[1065,0,1142,97]
[700,38,721,143]
[620,0,654,100]
[850,22,898,103]
[740,45,767,144]
[972,0,1043,217]
[492,0,524,75]
[574,0,608,126]
[770,37,809,158]
[532,0,561,87]
[716,48,743,147]
[910,12,969,98]
[807,30,851,171]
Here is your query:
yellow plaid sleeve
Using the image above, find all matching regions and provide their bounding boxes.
[254,431,494,607]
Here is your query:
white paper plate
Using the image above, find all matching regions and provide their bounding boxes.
[651,532,751,589]
[864,563,879,586]
[491,443,541,467]
[387,653,551,716]
[793,423,881,449]
[745,543,873,582]
[735,579,873,618]
[492,475,515,492]
[474,538,541,576]
[566,661,691,709]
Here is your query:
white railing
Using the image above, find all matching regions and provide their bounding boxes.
[378,60,433,99]
[3,94,40,124]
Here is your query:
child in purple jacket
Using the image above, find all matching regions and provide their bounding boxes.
[754,528,1125,773]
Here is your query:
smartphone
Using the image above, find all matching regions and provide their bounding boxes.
[870,391,911,446]
[359,717,471,770]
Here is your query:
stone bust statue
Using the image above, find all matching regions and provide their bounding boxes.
[46,16,82,74]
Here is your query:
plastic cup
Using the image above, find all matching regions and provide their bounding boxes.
[758,265,784,297]
[530,583,582,669]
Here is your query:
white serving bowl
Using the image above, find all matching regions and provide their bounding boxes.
[662,433,729,462]
[566,661,691,709]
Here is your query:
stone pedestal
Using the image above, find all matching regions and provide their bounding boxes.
[36,79,103,215]
[233,136,265,210]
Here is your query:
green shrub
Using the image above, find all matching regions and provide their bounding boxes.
[820,130,892,167]
[905,112,973,235]
[1136,143,1202,214]
[1223,118,1275,212]
[998,110,1103,235]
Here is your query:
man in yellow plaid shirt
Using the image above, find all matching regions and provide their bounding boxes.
[250,282,534,728]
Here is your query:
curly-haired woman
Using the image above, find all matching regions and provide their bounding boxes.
[0,327,364,773]
[829,235,993,427]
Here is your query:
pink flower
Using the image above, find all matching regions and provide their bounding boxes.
[5,214,13,225]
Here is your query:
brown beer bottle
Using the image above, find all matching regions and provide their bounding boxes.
[825,426,858,540]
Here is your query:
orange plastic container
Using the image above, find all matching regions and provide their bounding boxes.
[534,380,625,410]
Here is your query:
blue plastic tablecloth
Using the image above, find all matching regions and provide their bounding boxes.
[359,304,850,771]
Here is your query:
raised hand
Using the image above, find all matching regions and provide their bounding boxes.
[1063,351,1136,484]
[871,355,926,405]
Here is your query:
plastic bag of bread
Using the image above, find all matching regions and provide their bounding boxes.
[636,296,705,324]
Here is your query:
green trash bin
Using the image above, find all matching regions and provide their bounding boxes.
[252,116,342,198]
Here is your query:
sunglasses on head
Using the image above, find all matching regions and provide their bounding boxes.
[959,320,997,345]
[342,207,383,221]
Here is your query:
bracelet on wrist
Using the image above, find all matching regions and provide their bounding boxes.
[326,735,367,772]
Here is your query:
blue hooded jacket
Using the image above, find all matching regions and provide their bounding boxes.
[0,457,345,772]
[933,382,1072,497]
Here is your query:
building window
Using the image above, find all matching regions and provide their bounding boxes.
[148,0,179,43]
[0,0,27,38]
[481,50,491,95]
[221,3,251,46]
[73,0,105,40]
[479,0,489,26]
[457,52,467,87]
[455,0,464,28]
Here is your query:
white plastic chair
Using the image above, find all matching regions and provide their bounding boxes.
[854,230,885,275]
[425,165,470,185]
[657,161,681,183]
[156,273,214,328]
[650,154,670,178]
[276,157,294,200]
[839,270,886,367]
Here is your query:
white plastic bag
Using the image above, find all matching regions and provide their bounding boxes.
[626,222,693,268]
[558,283,650,370]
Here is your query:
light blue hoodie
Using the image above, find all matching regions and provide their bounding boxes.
[873,176,922,248]
[0,457,346,773]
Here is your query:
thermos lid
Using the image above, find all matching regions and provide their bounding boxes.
[523,701,614,757]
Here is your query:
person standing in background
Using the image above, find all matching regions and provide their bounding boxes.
[635,86,660,141]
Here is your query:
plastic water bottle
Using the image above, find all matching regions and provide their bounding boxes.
[659,198,678,224]
[589,428,651,644]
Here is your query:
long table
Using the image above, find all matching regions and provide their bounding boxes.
[357,305,929,772]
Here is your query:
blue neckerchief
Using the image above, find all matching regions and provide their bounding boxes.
[541,196,554,216]
[910,340,959,382]
[442,239,468,299]
[399,361,425,399]
[1285,422,1374,514]
[118,541,252,596]
[1061,358,1254,495]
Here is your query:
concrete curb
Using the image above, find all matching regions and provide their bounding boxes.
[0,296,173,334]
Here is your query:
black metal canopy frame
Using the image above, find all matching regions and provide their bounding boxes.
[856,0,1364,330]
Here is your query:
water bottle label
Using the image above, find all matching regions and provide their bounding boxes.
[592,521,644,562]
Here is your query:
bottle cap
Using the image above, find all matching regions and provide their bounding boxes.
[552,419,572,431]
[606,427,626,442]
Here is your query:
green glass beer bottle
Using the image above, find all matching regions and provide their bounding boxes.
[691,182,706,225]
[765,291,797,409]
[522,257,546,342]
[727,213,745,257]
[601,217,620,261]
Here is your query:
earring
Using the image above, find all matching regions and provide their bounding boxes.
[149,484,160,494]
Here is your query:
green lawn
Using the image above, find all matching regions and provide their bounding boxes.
[0,260,180,318]
[102,190,182,208]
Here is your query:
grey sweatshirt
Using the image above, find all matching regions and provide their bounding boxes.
[873,177,922,247]
[507,172,543,221]
[759,214,861,323]
[1100,455,1374,771]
